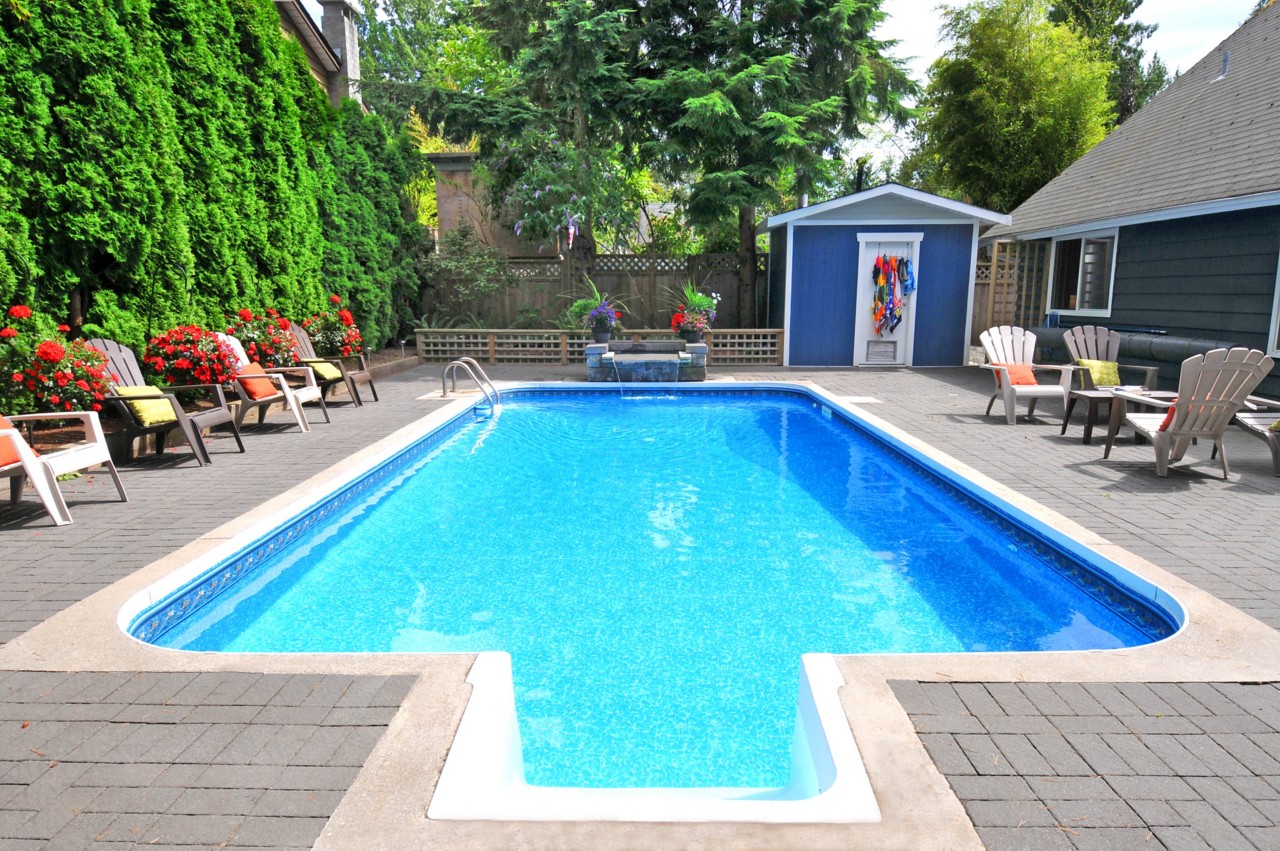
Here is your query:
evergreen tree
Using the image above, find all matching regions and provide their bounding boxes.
[636,0,916,324]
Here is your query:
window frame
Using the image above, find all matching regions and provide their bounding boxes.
[1046,228,1119,318]
[1268,249,1280,358]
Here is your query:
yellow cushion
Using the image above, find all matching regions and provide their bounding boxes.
[1269,418,1280,433]
[115,385,178,427]
[303,359,343,382]
[1077,358,1121,387]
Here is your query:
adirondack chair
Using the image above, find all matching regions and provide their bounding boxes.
[1103,348,1273,478]
[1,411,128,525]
[1062,325,1159,390]
[86,338,245,467]
[290,324,378,405]
[979,326,1074,425]
[216,333,327,432]
[1228,394,1280,476]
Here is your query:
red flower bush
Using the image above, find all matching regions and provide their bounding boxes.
[303,296,364,358]
[226,308,298,369]
[0,305,112,414]
[143,325,240,387]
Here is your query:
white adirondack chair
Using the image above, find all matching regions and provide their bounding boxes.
[1103,348,1274,478]
[1061,325,1159,389]
[1229,394,1280,476]
[979,326,1074,425]
[216,333,327,432]
[1,411,128,526]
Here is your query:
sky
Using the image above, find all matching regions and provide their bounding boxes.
[877,0,1261,83]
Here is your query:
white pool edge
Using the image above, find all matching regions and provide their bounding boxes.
[427,651,882,823]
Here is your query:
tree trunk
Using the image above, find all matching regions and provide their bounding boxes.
[737,205,756,327]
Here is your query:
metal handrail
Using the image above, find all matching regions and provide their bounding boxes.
[442,357,501,409]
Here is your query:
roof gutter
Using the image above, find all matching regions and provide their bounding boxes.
[273,0,341,73]
[996,189,1280,241]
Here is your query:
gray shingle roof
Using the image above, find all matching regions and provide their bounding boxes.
[986,3,1280,240]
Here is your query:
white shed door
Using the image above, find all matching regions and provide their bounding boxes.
[853,235,921,367]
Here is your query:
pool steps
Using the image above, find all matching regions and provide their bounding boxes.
[426,651,882,823]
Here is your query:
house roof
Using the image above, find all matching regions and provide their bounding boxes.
[988,3,1280,241]
[762,183,1010,231]
[274,0,341,74]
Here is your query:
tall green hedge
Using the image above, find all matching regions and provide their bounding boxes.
[0,0,425,350]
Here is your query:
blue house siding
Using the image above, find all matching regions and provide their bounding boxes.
[786,223,975,366]
[789,226,858,366]
[767,228,787,328]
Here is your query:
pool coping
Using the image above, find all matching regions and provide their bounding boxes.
[4,378,1280,847]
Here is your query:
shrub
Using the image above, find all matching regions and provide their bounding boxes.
[143,325,240,387]
[1,304,112,414]
[303,295,364,358]
[226,308,298,368]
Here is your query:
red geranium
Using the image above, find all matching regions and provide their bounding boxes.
[35,340,65,362]
[0,327,15,339]
[303,296,364,358]
[144,325,240,389]
[225,308,298,369]
[7,305,32,319]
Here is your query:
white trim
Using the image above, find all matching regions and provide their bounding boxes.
[1004,190,1280,241]
[783,222,795,367]
[963,223,979,356]
[856,232,924,243]
[763,184,1010,230]
[852,234,922,367]
[1268,246,1280,359]
[1046,229,1119,319]
[794,218,977,228]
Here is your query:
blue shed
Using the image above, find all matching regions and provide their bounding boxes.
[763,184,1010,367]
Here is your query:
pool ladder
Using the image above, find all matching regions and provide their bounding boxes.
[442,358,501,410]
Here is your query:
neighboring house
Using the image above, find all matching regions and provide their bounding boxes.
[273,0,361,108]
[762,184,1009,367]
[987,2,1280,389]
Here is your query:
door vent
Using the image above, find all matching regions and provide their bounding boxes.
[865,340,897,364]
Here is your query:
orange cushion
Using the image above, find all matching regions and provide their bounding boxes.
[994,363,1038,386]
[238,363,279,400]
[0,414,22,467]
[1158,399,1179,431]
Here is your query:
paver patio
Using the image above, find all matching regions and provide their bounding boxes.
[2,361,1279,848]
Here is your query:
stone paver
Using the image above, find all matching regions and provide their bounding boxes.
[3,362,1280,847]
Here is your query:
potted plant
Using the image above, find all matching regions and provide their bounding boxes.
[2,304,113,415]
[302,295,365,358]
[670,282,719,343]
[567,279,623,343]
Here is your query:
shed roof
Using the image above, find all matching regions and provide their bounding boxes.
[988,3,1280,240]
[762,183,1010,231]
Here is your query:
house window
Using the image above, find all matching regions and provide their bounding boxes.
[1050,233,1116,313]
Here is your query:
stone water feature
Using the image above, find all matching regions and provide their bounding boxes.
[585,340,707,382]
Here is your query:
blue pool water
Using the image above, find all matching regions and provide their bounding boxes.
[141,390,1176,789]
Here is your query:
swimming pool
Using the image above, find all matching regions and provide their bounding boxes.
[122,384,1182,820]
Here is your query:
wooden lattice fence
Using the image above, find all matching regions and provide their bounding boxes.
[414,328,785,366]
[971,240,1051,342]
[461,253,764,329]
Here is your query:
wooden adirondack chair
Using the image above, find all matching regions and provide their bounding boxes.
[87,338,245,467]
[1103,348,1274,478]
[1,411,128,525]
[290,324,378,405]
[216,333,328,432]
[1229,394,1280,476]
[979,326,1074,425]
[1062,325,1159,389]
